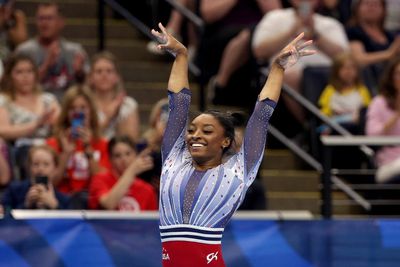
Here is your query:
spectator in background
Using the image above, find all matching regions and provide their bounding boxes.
[196,0,266,106]
[366,57,400,183]
[46,86,110,206]
[346,0,400,92]
[89,51,140,142]
[2,145,70,211]
[0,54,60,179]
[318,53,371,134]
[16,2,88,99]
[0,0,27,76]
[385,0,400,34]
[147,0,198,60]
[0,138,10,186]
[137,98,169,194]
[252,0,348,123]
[316,0,352,25]
[89,136,157,211]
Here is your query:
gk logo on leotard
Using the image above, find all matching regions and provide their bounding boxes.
[162,248,170,260]
[206,252,218,264]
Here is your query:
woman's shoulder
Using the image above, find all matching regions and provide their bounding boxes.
[120,96,138,113]
[40,92,57,103]
[0,94,10,106]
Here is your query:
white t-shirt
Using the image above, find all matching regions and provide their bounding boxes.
[252,8,349,67]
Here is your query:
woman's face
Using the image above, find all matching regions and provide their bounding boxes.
[338,59,358,86]
[11,60,36,94]
[90,58,119,92]
[392,63,400,92]
[68,96,91,126]
[358,0,384,24]
[111,142,136,175]
[186,114,231,166]
[30,149,56,179]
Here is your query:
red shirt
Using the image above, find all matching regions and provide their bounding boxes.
[89,171,158,211]
[47,137,111,194]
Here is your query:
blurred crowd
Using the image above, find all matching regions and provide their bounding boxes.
[0,0,400,214]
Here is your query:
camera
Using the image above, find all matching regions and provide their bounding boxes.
[71,111,85,139]
[34,175,48,188]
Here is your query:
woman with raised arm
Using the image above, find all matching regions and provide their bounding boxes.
[151,23,314,267]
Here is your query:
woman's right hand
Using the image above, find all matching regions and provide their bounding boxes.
[151,22,188,57]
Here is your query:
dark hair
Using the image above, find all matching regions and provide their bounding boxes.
[0,53,41,100]
[199,110,236,154]
[108,135,137,157]
[348,0,386,29]
[230,111,248,129]
[379,56,400,110]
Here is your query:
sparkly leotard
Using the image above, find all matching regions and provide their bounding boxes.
[159,88,275,266]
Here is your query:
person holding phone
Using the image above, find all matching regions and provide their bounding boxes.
[46,85,110,204]
[2,145,69,211]
[252,0,349,123]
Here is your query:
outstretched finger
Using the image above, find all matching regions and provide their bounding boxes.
[296,40,313,51]
[299,49,317,57]
[158,22,168,36]
[288,32,305,47]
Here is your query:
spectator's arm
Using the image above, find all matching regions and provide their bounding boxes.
[0,142,10,186]
[0,107,40,140]
[99,150,153,210]
[200,0,238,24]
[7,10,28,46]
[117,109,140,143]
[350,37,400,67]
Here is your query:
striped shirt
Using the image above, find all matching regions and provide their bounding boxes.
[159,89,275,244]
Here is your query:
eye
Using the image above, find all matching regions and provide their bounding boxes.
[187,128,194,134]
[203,130,212,134]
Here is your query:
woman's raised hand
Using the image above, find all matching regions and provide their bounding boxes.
[151,22,187,57]
[274,32,316,70]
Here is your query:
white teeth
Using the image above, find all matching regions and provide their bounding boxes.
[191,143,204,147]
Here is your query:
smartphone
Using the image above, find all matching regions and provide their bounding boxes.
[71,111,85,139]
[298,1,312,18]
[34,175,48,188]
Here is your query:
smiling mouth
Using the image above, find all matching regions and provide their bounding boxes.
[191,143,205,148]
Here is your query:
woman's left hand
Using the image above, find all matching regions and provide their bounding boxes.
[151,22,188,57]
[36,184,59,209]
[274,32,316,70]
[78,127,93,145]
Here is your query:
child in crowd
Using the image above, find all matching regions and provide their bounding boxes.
[2,145,70,211]
[46,85,110,205]
[89,51,140,142]
[318,53,371,134]
[89,136,157,211]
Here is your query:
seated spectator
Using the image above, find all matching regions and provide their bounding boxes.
[137,98,169,193]
[16,2,88,99]
[147,0,198,59]
[316,0,352,25]
[0,0,28,75]
[366,57,400,183]
[88,51,140,142]
[197,0,268,107]
[47,85,110,198]
[2,145,70,211]
[89,136,157,211]
[346,0,400,92]
[252,0,348,123]
[0,138,10,186]
[318,53,371,134]
[0,54,60,179]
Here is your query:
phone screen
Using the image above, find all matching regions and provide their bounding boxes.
[34,176,48,187]
[71,111,85,139]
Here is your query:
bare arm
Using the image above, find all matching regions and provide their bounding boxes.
[0,107,39,141]
[7,10,28,46]
[100,151,153,210]
[200,0,238,24]
[350,39,400,67]
[0,139,10,186]
[117,109,140,143]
